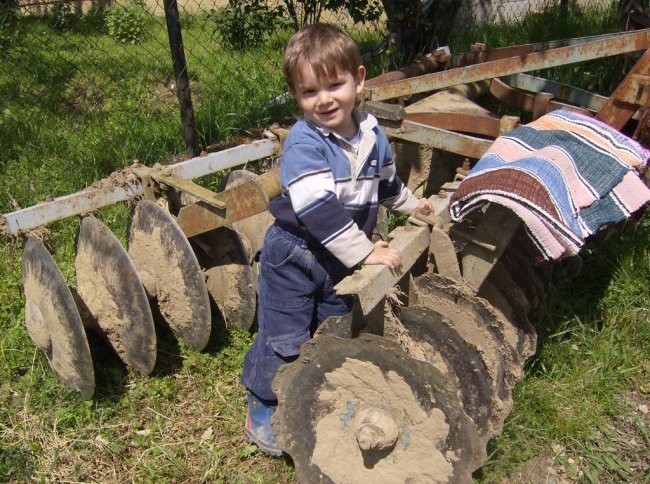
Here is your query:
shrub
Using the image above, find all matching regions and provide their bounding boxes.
[105,0,148,45]
[214,0,290,50]
[50,0,76,30]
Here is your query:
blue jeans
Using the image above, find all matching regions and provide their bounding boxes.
[241,223,354,402]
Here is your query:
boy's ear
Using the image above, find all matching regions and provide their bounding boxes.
[356,65,366,93]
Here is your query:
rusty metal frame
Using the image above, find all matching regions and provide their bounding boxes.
[4,30,649,237]
[364,29,650,102]
[367,29,650,158]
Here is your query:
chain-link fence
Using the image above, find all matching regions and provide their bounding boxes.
[0,0,619,213]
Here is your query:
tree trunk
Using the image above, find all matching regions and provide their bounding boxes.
[380,0,464,58]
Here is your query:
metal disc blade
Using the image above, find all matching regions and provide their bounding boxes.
[75,216,156,374]
[128,199,211,351]
[477,261,538,361]
[412,272,524,395]
[220,169,275,259]
[393,304,497,441]
[273,333,485,483]
[22,237,95,398]
[194,226,256,330]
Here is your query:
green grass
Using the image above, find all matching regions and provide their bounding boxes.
[2,1,649,482]
[476,216,650,482]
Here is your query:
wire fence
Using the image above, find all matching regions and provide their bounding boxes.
[0,0,620,212]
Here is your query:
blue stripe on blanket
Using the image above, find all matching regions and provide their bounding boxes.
[579,192,628,234]
[504,126,630,196]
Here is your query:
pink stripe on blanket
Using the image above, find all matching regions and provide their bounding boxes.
[611,171,650,214]
[486,137,534,162]
[474,195,581,260]
[531,115,648,169]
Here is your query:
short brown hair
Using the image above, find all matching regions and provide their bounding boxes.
[283,23,362,91]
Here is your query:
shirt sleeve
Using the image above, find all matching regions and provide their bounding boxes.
[376,136,420,215]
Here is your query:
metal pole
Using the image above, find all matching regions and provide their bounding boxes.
[163,0,199,157]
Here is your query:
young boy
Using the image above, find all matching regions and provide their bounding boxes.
[241,23,432,456]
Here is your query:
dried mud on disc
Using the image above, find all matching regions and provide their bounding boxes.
[22,237,95,398]
[128,199,210,351]
[76,216,156,374]
[413,272,524,388]
[476,264,538,362]
[272,333,485,484]
[410,272,526,437]
[392,304,500,441]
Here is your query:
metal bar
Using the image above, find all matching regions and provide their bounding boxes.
[151,172,228,210]
[366,29,650,102]
[456,205,521,292]
[176,167,281,238]
[2,139,279,236]
[620,74,650,106]
[448,31,643,67]
[406,112,503,137]
[489,78,597,118]
[596,48,650,129]
[334,224,430,316]
[499,74,608,112]
[382,120,493,159]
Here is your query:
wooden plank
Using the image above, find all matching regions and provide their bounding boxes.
[334,225,430,315]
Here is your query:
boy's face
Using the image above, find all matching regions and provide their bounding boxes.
[290,62,365,138]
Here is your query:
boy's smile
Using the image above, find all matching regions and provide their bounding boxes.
[290,63,366,138]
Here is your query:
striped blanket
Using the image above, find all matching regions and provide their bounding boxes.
[449,109,650,261]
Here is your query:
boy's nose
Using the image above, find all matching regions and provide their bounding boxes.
[317,90,332,105]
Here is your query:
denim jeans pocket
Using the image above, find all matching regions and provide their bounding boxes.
[268,328,310,359]
[261,229,307,273]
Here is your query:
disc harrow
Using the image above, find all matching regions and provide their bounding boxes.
[128,199,211,350]
[76,215,156,374]
[3,28,650,482]
[22,237,95,398]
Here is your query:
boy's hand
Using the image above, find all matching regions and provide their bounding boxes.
[411,197,433,215]
[363,240,401,269]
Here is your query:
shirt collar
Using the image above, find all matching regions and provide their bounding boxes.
[307,109,378,140]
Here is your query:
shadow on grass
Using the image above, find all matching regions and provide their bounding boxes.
[86,328,130,399]
[86,288,251,398]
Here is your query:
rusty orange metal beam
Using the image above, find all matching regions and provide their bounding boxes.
[365,29,650,102]
[595,48,650,130]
